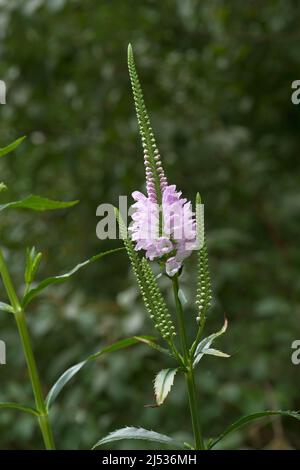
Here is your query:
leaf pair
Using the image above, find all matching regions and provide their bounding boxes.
[192,318,230,367]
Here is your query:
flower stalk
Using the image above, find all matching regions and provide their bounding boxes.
[172,274,205,450]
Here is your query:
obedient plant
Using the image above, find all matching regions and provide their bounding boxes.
[93,45,300,450]
[1,47,299,451]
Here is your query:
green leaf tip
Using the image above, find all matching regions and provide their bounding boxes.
[0,136,26,158]
[196,192,202,205]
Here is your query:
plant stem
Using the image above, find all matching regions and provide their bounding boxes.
[172,275,205,450]
[0,248,56,450]
[172,276,189,361]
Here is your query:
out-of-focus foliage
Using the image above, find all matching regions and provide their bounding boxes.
[0,0,299,450]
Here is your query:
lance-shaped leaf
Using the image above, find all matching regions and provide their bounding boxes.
[134,336,172,357]
[24,247,42,288]
[92,427,184,449]
[0,301,14,314]
[193,318,229,367]
[22,247,124,307]
[203,348,230,358]
[46,335,155,410]
[0,136,26,158]
[154,368,178,406]
[208,410,300,449]
[0,195,79,213]
[0,402,40,416]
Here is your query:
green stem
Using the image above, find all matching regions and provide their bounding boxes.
[172,275,205,450]
[172,276,189,361]
[0,249,55,450]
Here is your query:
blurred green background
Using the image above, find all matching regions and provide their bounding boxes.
[0,0,299,450]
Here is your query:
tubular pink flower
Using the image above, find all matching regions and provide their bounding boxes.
[129,185,196,276]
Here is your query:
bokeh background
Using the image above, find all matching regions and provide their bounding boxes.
[0,0,299,450]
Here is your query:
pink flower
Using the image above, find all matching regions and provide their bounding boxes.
[129,185,196,276]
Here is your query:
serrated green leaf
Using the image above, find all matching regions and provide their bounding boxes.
[0,302,14,314]
[0,402,39,416]
[46,335,154,410]
[0,195,79,213]
[0,136,26,158]
[209,410,300,449]
[92,426,184,449]
[22,248,124,307]
[193,318,228,367]
[154,368,178,406]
